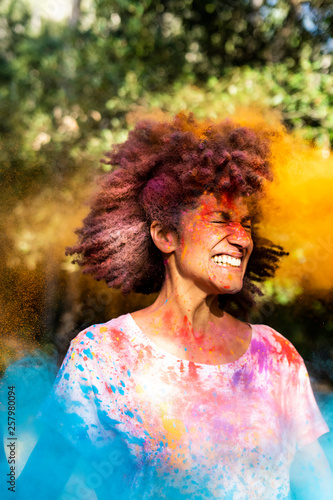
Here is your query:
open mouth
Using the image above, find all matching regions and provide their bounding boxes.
[211,255,242,267]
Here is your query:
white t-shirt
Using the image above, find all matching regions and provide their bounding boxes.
[42,313,329,499]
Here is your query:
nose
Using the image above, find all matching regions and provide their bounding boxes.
[226,222,252,248]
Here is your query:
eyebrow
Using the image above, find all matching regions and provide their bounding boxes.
[214,211,252,223]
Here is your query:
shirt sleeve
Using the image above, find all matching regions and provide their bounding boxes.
[293,358,329,450]
[35,333,140,499]
[38,339,120,459]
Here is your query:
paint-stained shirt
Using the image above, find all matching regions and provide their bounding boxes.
[42,313,329,499]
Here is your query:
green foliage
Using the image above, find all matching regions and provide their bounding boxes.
[1,0,331,196]
[0,0,332,364]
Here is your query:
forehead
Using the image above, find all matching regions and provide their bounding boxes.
[194,193,252,218]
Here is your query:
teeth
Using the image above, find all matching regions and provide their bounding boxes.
[211,255,241,267]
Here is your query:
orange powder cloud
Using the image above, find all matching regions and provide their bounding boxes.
[128,106,333,294]
[237,109,333,294]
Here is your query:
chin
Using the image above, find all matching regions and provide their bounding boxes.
[212,277,244,295]
[202,275,245,296]
[220,287,242,295]
[207,268,247,294]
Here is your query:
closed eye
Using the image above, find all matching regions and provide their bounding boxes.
[211,220,252,230]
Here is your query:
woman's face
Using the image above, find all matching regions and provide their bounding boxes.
[173,193,254,295]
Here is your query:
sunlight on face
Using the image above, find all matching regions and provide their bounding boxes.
[175,193,254,295]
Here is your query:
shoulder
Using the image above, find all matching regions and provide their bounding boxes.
[250,323,304,368]
[70,313,135,358]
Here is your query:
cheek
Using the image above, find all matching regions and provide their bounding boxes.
[179,224,206,260]
[180,235,186,259]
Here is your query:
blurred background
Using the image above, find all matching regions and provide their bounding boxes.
[1,0,333,485]
[0,0,332,387]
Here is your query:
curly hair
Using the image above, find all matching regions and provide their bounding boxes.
[66,112,287,316]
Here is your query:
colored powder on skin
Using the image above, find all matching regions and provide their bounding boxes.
[2,107,333,498]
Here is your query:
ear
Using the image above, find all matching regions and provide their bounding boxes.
[150,221,178,254]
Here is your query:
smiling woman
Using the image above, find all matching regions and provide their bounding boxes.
[18,113,332,499]
[175,194,253,294]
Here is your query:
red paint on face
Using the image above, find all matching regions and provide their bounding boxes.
[221,191,236,211]
[198,193,238,217]
[175,193,253,295]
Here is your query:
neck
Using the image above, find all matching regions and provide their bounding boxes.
[131,260,252,364]
[134,276,250,364]
[144,270,227,347]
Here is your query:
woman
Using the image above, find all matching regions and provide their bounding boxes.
[20,113,331,499]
